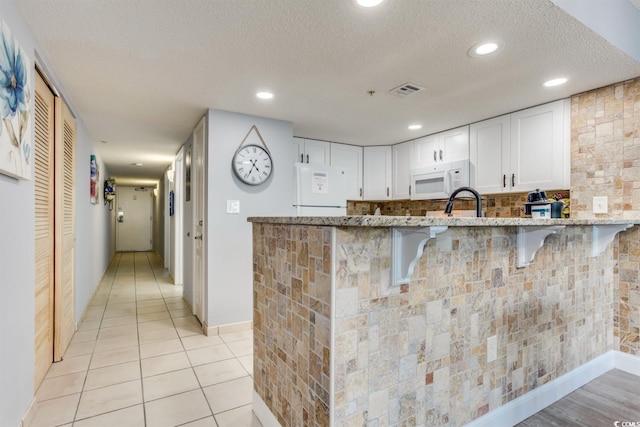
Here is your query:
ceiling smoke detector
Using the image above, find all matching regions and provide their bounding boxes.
[390,82,425,97]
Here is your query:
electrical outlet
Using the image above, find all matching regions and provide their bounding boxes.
[593,196,608,214]
[487,335,497,363]
[226,200,240,214]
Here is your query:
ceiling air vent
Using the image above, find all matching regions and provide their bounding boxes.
[390,82,425,97]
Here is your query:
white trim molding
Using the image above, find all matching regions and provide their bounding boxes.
[253,391,281,427]
[20,398,37,427]
[204,320,252,336]
[464,351,639,427]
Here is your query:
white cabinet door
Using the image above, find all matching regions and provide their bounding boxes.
[470,115,510,194]
[413,126,469,168]
[293,137,304,163]
[293,138,330,165]
[331,143,363,200]
[413,134,439,168]
[392,141,412,199]
[510,99,566,192]
[440,126,469,163]
[363,146,392,200]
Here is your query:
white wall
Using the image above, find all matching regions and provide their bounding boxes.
[552,0,640,62]
[74,131,114,322]
[0,2,113,425]
[205,109,294,327]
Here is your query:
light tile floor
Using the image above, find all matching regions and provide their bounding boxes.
[31,252,262,427]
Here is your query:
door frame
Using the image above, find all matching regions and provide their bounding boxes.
[115,186,153,252]
[192,117,206,323]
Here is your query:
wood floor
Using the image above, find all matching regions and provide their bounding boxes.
[517,369,640,427]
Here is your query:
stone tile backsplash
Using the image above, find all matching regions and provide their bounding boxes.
[571,77,640,355]
[347,190,570,218]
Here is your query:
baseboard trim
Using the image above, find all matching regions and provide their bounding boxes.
[204,320,253,337]
[464,351,616,427]
[21,397,37,427]
[253,391,281,427]
[614,350,640,376]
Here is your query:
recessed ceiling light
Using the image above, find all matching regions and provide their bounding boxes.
[408,124,422,130]
[256,91,274,99]
[357,0,384,7]
[543,77,568,87]
[468,40,503,58]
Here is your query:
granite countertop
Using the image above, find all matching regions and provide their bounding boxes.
[247,215,640,227]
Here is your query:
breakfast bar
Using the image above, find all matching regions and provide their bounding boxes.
[249,216,639,427]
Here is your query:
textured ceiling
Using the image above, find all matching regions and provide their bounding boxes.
[14,0,640,184]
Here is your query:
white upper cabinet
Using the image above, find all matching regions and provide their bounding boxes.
[470,99,569,195]
[510,99,568,192]
[414,125,469,168]
[392,141,412,199]
[470,115,511,194]
[363,146,392,200]
[293,137,330,165]
[330,143,363,200]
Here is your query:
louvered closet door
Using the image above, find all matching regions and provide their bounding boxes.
[54,97,76,361]
[34,72,55,389]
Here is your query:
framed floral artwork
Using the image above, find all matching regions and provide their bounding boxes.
[90,154,99,204]
[0,20,31,180]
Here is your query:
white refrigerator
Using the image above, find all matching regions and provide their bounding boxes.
[293,163,348,216]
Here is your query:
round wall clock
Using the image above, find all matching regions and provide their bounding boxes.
[232,144,273,185]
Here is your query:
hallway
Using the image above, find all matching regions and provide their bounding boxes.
[30,252,260,427]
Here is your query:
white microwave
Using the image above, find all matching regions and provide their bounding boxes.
[410,160,470,200]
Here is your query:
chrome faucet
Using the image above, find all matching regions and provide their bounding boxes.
[444,187,482,217]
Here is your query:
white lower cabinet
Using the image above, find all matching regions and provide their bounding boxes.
[363,146,392,200]
[470,99,569,194]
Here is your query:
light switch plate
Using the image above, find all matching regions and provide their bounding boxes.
[593,196,608,214]
[226,200,240,214]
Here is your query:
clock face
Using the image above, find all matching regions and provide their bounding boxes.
[232,144,273,185]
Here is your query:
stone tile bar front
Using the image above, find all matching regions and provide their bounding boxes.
[249,216,639,426]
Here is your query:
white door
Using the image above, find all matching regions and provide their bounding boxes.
[173,149,184,286]
[192,118,206,323]
[116,186,153,251]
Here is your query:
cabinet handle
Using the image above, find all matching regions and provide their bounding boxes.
[503,174,506,188]
[433,150,437,162]
[511,173,515,187]
[387,187,389,197]
[306,154,309,163]
[359,188,363,197]
[439,149,443,161]
[300,154,304,162]
[409,185,411,195]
